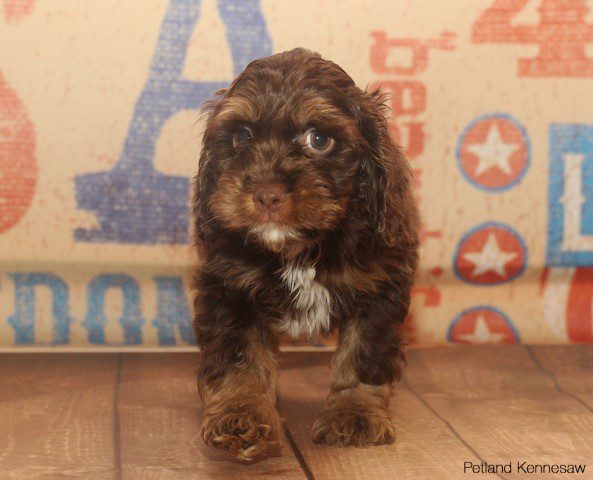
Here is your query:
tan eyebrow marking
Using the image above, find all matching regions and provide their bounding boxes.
[215,96,258,123]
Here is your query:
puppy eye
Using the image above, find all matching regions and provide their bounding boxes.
[303,129,334,154]
[232,126,253,148]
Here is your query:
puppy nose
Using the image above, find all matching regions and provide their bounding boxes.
[253,183,287,213]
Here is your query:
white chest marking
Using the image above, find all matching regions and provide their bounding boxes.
[280,264,332,338]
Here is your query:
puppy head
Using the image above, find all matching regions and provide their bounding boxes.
[195,48,409,252]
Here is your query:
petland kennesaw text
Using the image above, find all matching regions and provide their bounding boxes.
[464,462,587,475]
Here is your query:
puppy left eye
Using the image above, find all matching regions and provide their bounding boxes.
[303,129,335,154]
[232,126,253,149]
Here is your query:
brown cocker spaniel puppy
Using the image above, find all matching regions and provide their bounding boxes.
[193,48,419,461]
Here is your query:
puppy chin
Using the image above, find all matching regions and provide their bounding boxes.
[250,224,297,252]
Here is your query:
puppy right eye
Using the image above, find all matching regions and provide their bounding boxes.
[232,127,253,148]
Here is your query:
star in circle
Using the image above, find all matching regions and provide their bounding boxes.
[454,223,527,285]
[463,233,517,277]
[457,113,529,191]
[448,306,520,344]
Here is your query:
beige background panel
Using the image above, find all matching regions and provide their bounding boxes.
[1,0,593,347]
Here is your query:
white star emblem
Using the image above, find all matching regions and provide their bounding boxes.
[463,233,517,277]
[458,315,506,343]
[466,123,519,176]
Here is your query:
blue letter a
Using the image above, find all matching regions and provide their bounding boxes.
[75,0,272,244]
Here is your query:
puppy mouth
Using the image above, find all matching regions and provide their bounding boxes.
[254,211,284,224]
[249,223,298,251]
[212,176,341,249]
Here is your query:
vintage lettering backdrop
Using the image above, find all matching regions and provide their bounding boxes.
[1,0,593,349]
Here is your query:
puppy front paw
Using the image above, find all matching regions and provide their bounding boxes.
[312,406,395,447]
[201,401,282,461]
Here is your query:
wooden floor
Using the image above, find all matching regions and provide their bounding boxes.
[0,346,592,480]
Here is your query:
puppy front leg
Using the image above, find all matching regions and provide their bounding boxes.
[312,296,405,447]
[195,293,281,461]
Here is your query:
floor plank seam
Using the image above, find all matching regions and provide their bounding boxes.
[113,353,123,480]
[284,425,315,480]
[401,376,508,480]
[525,346,593,415]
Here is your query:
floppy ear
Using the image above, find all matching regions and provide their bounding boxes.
[193,88,228,246]
[356,88,417,246]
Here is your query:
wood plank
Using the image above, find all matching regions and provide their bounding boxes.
[405,346,593,480]
[0,354,118,479]
[1,347,589,479]
[277,352,499,480]
[118,353,307,480]
[529,345,593,411]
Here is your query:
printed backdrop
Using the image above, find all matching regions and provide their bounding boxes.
[1,0,593,349]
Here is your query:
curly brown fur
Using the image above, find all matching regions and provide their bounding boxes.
[312,319,401,447]
[193,48,419,459]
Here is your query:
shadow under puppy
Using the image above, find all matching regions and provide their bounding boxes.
[193,48,419,461]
